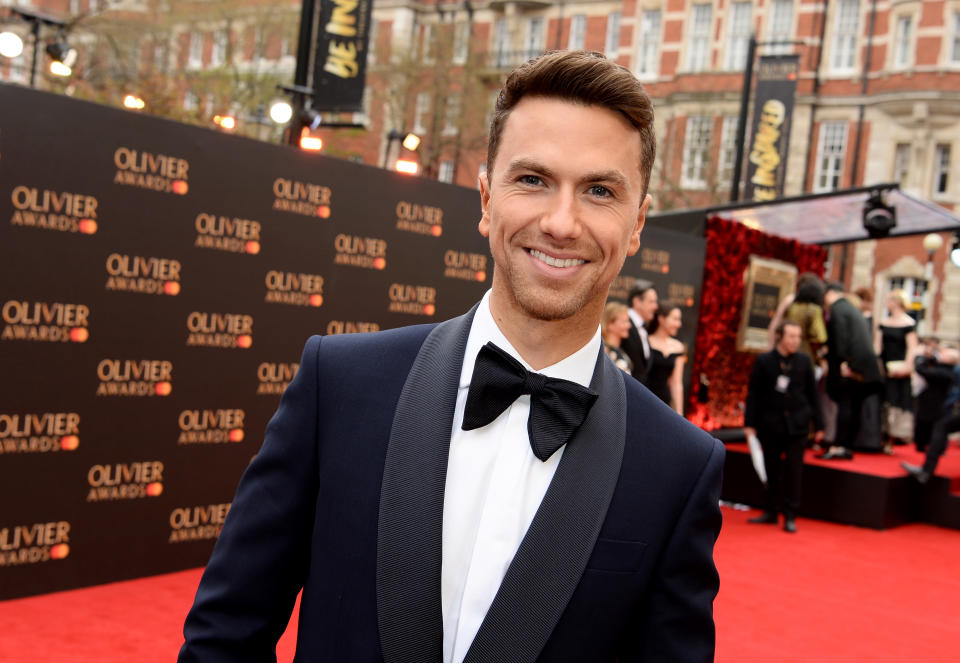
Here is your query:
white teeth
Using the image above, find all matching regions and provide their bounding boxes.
[530,249,585,268]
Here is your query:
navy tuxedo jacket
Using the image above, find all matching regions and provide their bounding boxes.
[180,306,724,663]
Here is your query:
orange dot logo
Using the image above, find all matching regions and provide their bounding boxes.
[229,428,244,443]
[661,265,670,274]
[237,335,253,349]
[172,180,189,195]
[475,271,487,282]
[70,327,89,343]
[49,544,70,560]
[245,240,261,255]
[430,225,443,237]
[78,219,98,234]
[317,206,331,219]
[145,482,163,497]
[423,304,436,316]
[309,294,324,307]
[164,281,181,296]
[155,381,172,396]
[686,297,695,307]
[373,257,387,270]
[60,435,80,451]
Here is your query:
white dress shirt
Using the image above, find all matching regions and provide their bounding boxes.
[441,291,602,663]
[627,308,650,359]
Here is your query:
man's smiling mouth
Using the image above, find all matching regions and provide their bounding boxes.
[528,249,586,268]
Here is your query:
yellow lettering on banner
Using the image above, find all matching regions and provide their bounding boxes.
[326,0,359,37]
[325,41,359,78]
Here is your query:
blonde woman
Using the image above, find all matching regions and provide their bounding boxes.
[875,289,919,452]
[602,301,633,374]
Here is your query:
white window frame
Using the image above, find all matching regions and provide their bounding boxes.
[681,116,713,189]
[368,18,379,64]
[569,15,586,51]
[438,160,455,183]
[893,143,910,186]
[934,144,951,196]
[453,20,469,65]
[525,17,544,60]
[422,23,435,64]
[443,95,461,136]
[718,116,739,188]
[893,15,912,69]
[211,29,228,68]
[952,12,960,64]
[413,92,430,135]
[492,18,510,67]
[605,12,621,57]
[687,4,712,72]
[767,0,794,55]
[635,9,662,79]
[725,3,752,71]
[830,0,860,73]
[188,31,203,70]
[814,121,847,192]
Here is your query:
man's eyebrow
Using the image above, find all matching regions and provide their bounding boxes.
[581,170,628,188]
[504,159,628,188]
[504,158,554,178]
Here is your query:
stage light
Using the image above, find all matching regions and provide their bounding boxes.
[269,99,293,124]
[395,159,420,175]
[46,40,77,68]
[213,114,237,131]
[0,31,24,59]
[299,134,323,151]
[123,94,145,110]
[862,190,896,238]
[402,133,421,151]
[49,60,71,76]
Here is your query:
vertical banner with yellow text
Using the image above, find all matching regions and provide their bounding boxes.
[313,0,375,112]
[743,54,799,202]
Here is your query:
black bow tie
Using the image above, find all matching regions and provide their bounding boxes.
[461,342,598,461]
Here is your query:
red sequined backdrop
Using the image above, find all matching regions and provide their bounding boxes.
[687,216,827,431]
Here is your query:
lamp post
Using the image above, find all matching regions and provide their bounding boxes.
[2,7,73,88]
[921,232,944,336]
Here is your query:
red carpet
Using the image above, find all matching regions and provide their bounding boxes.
[1,509,958,662]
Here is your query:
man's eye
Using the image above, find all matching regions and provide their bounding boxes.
[588,185,612,198]
[518,175,542,186]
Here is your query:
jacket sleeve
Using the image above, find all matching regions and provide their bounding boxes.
[624,437,725,662]
[179,335,324,662]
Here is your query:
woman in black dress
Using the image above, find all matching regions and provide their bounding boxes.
[646,303,686,415]
[875,289,918,453]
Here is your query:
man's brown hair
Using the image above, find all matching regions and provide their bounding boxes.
[486,50,657,197]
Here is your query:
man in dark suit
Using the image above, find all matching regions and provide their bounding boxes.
[744,321,824,533]
[620,281,658,383]
[903,346,960,482]
[819,282,883,460]
[179,51,724,663]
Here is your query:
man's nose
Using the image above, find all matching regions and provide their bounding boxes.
[539,191,581,240]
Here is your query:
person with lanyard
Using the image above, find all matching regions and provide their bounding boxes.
[179,50,724,663]
[744,320,824,533]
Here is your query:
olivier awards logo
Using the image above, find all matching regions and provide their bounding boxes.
[443,250,487,282]
[640,247,671,274]
[178,409,245,445]
[395,200,443,237]
[668,283,697,308]
[257,361,298,395]
[265,271,324,307]
[9,185,98,234]
[194,213,262,255]
[186,312,254,349]
[96,359,173,397]
[388,283,436,316]
[608,275,639,302]
[105,254,182,296]
[1,300,90,343]
[0,412,80,455]
[0,521,71,567]
[326,320,380,335]
[333,234,387,270]
[113,147,189,194]
[168,503,231,543]
[86,461,164,502]
[272,178,332,218]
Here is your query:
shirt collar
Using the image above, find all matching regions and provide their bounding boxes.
[460,290,602,389]
[627,307,643,330]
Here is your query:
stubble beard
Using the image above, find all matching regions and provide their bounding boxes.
[498,260,606,322]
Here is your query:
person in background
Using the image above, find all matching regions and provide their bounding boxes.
[647,303,687,416]
[745,321,824,533]
[767,272,824,351]
[784,276,828,370]
[913,338,948,453]
[602,301,633,374]
[819,282,883,460]
[902,346,960,483]
[621,281,658,383]
[875,289,919,453]
[854,287,875,334]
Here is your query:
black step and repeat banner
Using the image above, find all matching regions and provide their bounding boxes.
[0,83,704,600]
[743,54,799,202]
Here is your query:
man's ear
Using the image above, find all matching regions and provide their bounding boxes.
[478,170,491,238]
[627,194,651,256]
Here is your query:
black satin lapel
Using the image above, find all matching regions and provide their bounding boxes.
[377,305,478,663]
[463,351,627,663]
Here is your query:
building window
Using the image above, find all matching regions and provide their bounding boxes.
[726,3,752,70]
[682,116,713,188]
[814,121,847,192]
[934,144,951,196]
[7,51,27,83]
[492,18,510,67]
[569,15,586,50]
[952,13,960,63]
[525,17,544,60]
[154,39,168,71]
[719,116,739,187]
[414,93,430,135]
[368,18,378,64]
[635,10,662,78]
[438,160,455,183]
[422,24,435,63]
[211,29,228,68]
[453,21,469,64]
[605,12,621,57]
[188,31,203,69]
[183,90,199,112]
[687,4,712,72]
[831,0,860,72]
[443,95,461,136]
[767,0,794,54]
[893,143,910,186]
[893,15,912,69]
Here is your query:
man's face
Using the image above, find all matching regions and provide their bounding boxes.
[637,289,658,322]
[779,325,802,355]
[478,97,650,323]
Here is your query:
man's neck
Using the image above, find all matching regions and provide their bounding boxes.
[776,345,793,358]
[487,289,601,371]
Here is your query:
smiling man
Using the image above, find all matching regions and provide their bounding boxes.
[180,51,724,663]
